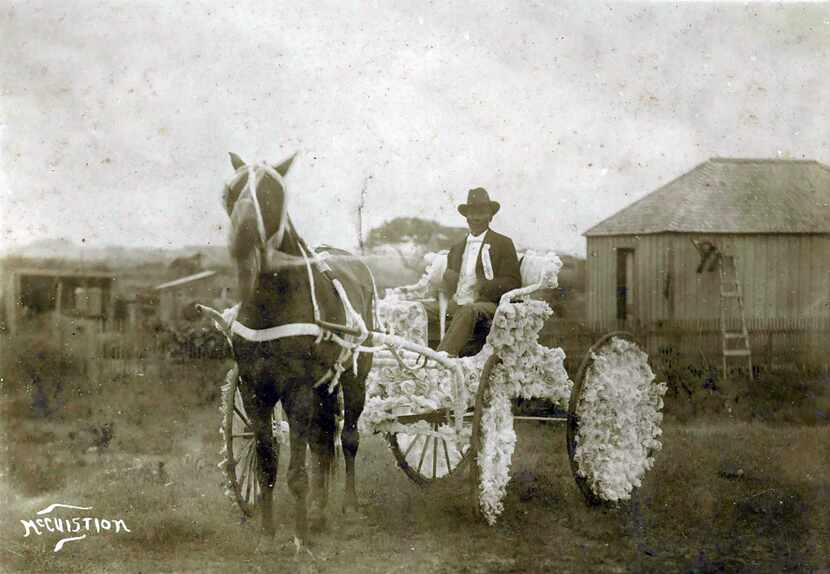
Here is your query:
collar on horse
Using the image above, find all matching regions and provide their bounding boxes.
[201,243,374,392]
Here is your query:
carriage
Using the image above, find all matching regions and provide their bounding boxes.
[217,247,666,524]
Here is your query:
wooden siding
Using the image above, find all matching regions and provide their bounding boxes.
[586,233,830,326]
[542,317,830,374]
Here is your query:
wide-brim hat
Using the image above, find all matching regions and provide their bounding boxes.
[458,187,500,216]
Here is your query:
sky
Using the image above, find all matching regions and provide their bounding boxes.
[1,0,828,256]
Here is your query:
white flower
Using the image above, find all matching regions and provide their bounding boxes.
[572,338,667,502]
[473,297,573,524]
[477,389,516,525]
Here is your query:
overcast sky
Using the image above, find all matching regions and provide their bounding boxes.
[1,1,828,256]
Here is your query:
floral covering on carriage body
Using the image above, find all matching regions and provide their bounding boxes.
[363,251,576,522]
[363,250,570,431]
[363,249,665,525]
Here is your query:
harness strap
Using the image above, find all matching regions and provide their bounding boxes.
[231,321,322,343]
[293,242,373,390]
[296,240,322,324]
[246,165,268,248]
[260,164,287,251]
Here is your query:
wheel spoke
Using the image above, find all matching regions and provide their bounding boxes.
[254,455,261,504]
[241,450,250,501]
[237,440,254,484]
[432,437,438,479]
[234,405,251,428]
[252,448,260,504]
[402,434,420,459]
[416,434,430,474]
[245,446,256,504]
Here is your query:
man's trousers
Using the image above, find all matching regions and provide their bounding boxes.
[423,299,497,357]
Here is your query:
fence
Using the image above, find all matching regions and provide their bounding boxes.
[541,317,830,376]
[80,326,230,385]
[91,316,830,375]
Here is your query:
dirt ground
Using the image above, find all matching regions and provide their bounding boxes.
[1,362,828,573]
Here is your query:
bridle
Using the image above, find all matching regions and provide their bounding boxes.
[226,163,289,267]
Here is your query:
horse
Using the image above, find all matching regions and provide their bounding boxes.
[220,152,374,549]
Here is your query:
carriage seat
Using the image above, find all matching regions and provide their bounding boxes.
[378,250,562,353]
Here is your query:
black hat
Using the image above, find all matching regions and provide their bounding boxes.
[457,187,500,216]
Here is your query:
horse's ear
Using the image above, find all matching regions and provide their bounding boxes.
[229,152,246,171]
[272,152,297,177]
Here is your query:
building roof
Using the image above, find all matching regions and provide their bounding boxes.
[584,158,830,236]
[155,270,216,291]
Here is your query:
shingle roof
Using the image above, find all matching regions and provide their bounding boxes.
[584,158,830,236]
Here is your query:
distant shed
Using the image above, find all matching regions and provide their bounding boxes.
[1,266,116,335]
[583,158,830,369]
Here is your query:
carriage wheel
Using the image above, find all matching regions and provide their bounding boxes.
[387,409,473,487]
[469,354,500,512]
[222,370,284,517]
[567,331,640,506]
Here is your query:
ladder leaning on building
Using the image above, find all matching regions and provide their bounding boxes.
[718,254,753,380]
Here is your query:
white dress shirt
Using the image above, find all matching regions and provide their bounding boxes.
[454,230,487,305]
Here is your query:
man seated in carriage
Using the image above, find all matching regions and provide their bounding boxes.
[426,187,522,357]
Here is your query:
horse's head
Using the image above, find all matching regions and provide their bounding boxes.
[223,152,296,298]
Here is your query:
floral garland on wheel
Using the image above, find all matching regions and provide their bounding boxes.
[477,299,573,525]
[571,338,667,502]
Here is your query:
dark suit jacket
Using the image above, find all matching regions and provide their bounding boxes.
[442,229,522,304]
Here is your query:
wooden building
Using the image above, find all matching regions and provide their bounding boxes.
[1,266,116,335]
[583,158,830,370]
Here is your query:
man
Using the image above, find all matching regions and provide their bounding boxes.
[432,187,522,357]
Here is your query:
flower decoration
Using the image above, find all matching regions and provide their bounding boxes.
[475,298,574,524]
[363,361,462,433]
[519,250,563,290]
[477,386,515,525]
[377,299,429,348]
[571,338,667,502]
[383,251,448,301]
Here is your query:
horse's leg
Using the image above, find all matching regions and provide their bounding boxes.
[240,386,278,536]
[308,387,337,532]
[341,364,367,514]
[283,387,312,546]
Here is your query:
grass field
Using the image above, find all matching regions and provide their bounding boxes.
[1,357,828,573]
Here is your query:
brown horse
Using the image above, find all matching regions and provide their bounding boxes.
[221,152,374,548]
